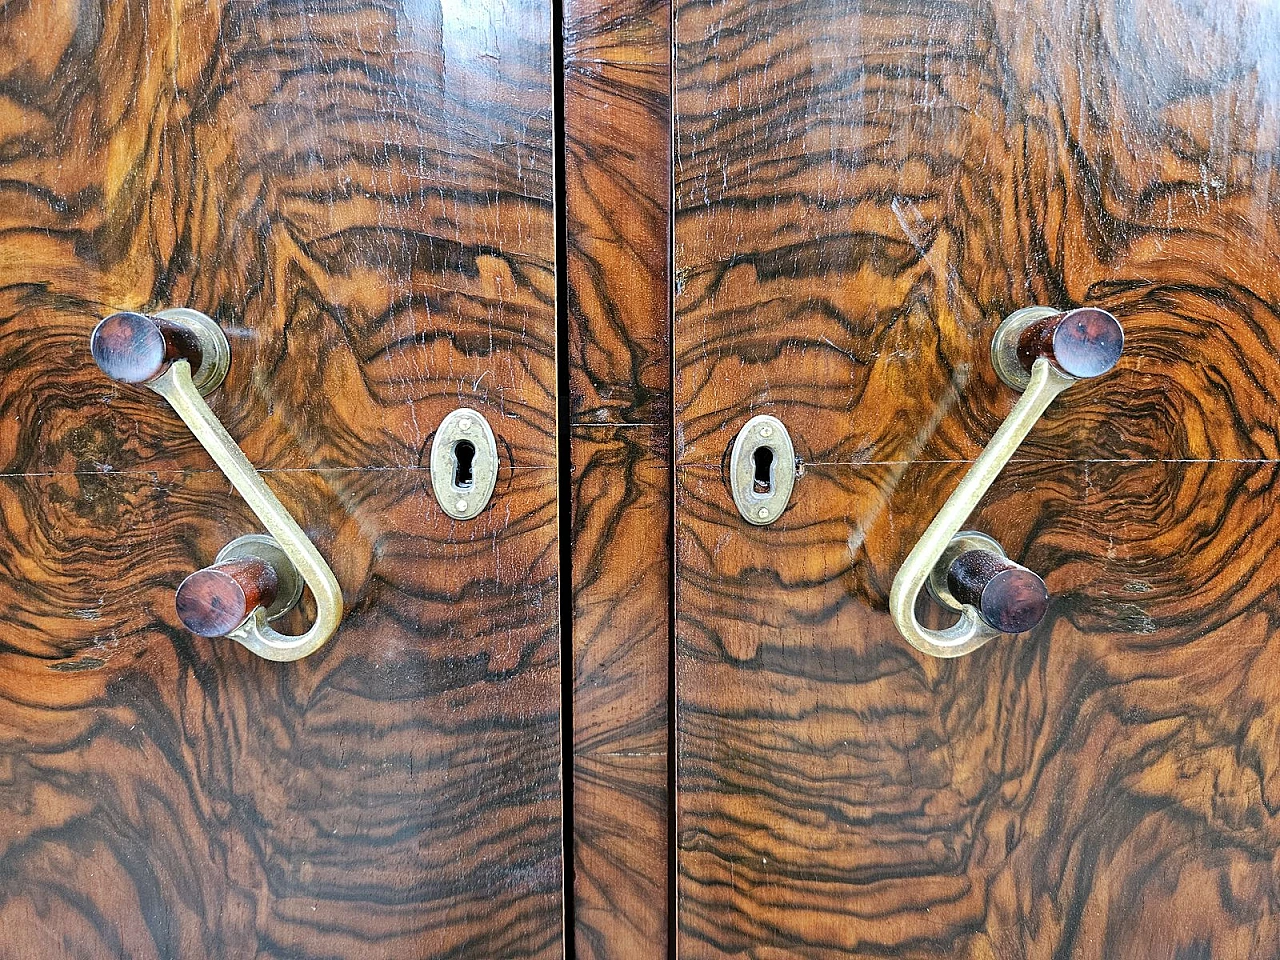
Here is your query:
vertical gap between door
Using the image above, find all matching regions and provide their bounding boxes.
[551,0,576,955]
[667,1,678,956]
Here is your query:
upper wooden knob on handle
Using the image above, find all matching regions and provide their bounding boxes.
[1014,307,1123,381]
[947,549,1048,635]
[175,557,281,638]
[90,311,203,384]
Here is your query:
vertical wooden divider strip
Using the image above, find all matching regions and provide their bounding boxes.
[563,1,673,956]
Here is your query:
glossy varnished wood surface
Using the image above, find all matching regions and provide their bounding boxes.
[0,1,558,476]
[675,1,1280,956]
[571,425,669,960]
[564,1,672,956]
[0,2,561,956]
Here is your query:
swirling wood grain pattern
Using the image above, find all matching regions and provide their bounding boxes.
[571,426,669,960]
[0,1,562,956]
[565,1,671,957]
[0,0,558,476]
[675,0,1280,956]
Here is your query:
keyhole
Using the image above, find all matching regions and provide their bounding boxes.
[453,439,476,489]
[752,445,774,495]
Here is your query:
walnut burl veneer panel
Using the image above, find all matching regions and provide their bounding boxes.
[0,466,562,958]
[571,426,669,960]
[678,458,1280,958]
[673,0,1280,467]
[0,0,557,476]
[675,0,1280,957]
[0,0,562,957]
[565,1,671,957]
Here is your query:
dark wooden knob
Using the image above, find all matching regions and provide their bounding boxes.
[1015,307,1123,380]
[91,311,203,384]
[175,557,280,638]
[947,549,1048,634]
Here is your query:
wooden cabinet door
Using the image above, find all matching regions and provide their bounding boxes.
[0,2,562,957]
[674,1,1280,957]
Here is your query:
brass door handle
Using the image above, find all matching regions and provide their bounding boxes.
[889,306,1123,658]
[91,309,343,662]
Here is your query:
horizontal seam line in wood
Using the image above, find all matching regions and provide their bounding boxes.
[676,457,1280,468]
[0,464,559,480]
[18,457,1271,477]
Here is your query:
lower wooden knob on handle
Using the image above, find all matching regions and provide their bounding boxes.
[175,557,281,638]
[947,549,1048,634]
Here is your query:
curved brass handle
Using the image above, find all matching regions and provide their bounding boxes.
[91,309,342,662]
[889,306,1122,658]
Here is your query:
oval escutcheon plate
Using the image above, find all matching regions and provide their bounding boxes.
[430,407,499,521]
[729,414,796,526]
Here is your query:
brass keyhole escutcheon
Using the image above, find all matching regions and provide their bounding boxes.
[729,415,796,526]
[430,408,499,520]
